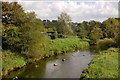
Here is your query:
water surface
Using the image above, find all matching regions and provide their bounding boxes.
[4,51,93,78]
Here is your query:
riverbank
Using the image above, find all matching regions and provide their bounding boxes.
[2,37,90,76]
[80,48,118,79]
[4,51,93,78]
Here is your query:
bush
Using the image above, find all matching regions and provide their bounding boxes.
[48,31,58,39]
[58,34,68,38]
[2,25,21,52]
[96,38,115,50]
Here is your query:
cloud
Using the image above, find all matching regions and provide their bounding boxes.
[3,0,119,22]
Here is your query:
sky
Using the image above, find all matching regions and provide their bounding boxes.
[3,0,119,22]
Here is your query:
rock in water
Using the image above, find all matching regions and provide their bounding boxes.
[83,55,85,56]
[13,76,18,80]
[62,59,66,61]
[35,65,39,68]
[53,63,57,66]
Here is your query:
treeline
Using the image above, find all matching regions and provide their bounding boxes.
[1,2,87,59]
[43,18,120,50]
[2,2,120,58]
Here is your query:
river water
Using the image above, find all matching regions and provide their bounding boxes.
[4,51,93,78]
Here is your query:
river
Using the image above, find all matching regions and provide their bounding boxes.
[4,50,94,78]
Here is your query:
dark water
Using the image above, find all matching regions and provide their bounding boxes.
[4,51,93,78]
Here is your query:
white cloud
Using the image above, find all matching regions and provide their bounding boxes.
[3,0,119,22]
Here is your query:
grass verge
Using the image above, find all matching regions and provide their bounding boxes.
[81,48,118,79]
[2,50,27,76]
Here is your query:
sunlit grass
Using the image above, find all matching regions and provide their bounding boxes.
[43,37,89,56]
[2,37,89,76]
[2,50,27,75]
[81,48,118,78]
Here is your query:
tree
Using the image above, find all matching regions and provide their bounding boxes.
[18,12,49,58]
[2,2,27,26]
[90,27,103,44]
[57,12,73,35]
[2,2,50,59]
[78,23,87,38]
[2,24,21,51]
[102,18,119,39]
[114,18,120,48]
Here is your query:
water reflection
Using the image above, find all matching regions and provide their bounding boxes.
[4,51,93,78]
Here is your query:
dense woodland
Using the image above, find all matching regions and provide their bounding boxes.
[1,2,120,78]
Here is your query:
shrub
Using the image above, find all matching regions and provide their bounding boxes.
[96,38,115,50]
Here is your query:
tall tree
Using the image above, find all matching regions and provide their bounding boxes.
[90,27,103,44]
[2,2,27,26]
[102,18,119,39]
[2,2,50,59]
[18,12,49,58]
[78,23,87,38]
[114,18,120,47]
[57,12,73,35]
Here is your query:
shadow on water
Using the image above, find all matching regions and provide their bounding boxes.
[4,51,94,78]
[4,60,47,78]
[89,45,100,55]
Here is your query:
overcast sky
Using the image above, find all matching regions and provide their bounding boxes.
[4,0,119,22]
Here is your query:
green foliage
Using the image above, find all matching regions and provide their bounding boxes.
[2,37,89,76]
[2,2,27,26]
[18,17,50,59]
[2,24,21,52]
[81,48,118,78]
[0,50,1,78]
[76,21,102,39]
[78,25,87,38]
[115,18,120,48]
[58,12,73,35]
[2,2,50,59]
[2,50,27,75]
[102,18,120,39]
[96,38,116,50]
[43,37,89,57]
[90,27,103,44]
[2,2,120,77]
[48,31,58,39]
[43,20,58,31]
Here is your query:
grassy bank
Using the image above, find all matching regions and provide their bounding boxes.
[2,37,89,76]
[42,37,89,57]
[81,48,118,79]
[2,50,27,76]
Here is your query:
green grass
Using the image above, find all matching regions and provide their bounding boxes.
[81,48,118,79]
[0,51,2,78]
[43,37,89,57]
[2,50,27,75]
[2,37,90,76]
